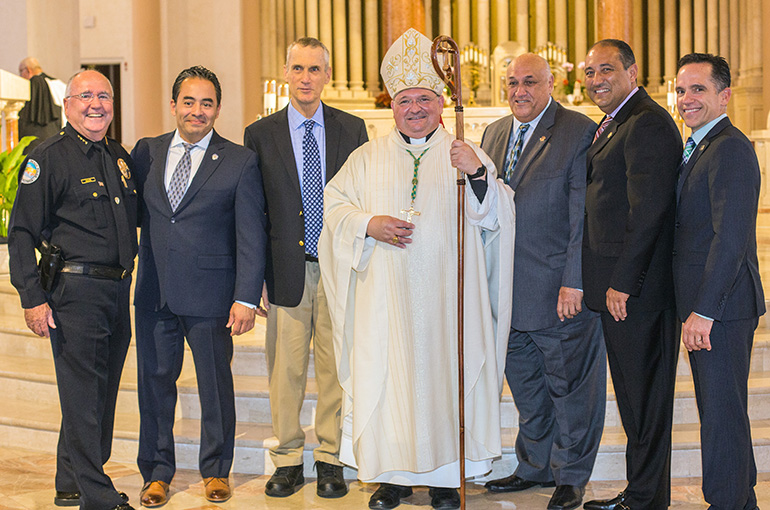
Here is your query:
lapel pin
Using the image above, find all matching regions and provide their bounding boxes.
[212,154,219,160]
[607,132,613,139]
[699,145,705,151]
[539,136,546,142]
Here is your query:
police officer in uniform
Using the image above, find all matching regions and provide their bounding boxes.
[9,70,137,510]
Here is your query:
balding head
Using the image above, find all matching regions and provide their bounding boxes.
[506,53,554,122]
[19,57,42,80]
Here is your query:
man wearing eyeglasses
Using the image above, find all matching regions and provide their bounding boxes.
[318,28,515,510]
[9,69,137,510]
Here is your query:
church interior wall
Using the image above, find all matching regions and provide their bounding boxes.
[1,0,769,146]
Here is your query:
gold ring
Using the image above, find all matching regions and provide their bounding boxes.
[391,236,399,244]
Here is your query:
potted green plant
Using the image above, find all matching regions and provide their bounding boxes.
[0,136,36,242]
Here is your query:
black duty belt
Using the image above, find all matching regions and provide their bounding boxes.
[305,254,319,263]
[60,262,132,280]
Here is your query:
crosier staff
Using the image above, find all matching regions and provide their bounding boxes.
[431,35,467,510]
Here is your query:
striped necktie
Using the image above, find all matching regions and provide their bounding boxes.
[593,115,613,143]
[681,137,696,166]
[168,142,194,211]
[504,123,530,184]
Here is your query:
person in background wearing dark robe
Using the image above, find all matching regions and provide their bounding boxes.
[18,57,67,147]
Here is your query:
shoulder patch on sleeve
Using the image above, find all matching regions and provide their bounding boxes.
[21,159,41,184]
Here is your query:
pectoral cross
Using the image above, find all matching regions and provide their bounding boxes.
[400,204,421,223]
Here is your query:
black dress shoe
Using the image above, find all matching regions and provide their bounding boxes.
[547,485,584,510]
[368,483,413,509]
[484,474,556,493]
[429,487,460,510]
[583,491,628,510]
[54,491,80,506]
[315,461,347,498]
[265,464,304,497]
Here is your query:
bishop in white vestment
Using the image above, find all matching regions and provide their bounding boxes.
[318,28,516,510]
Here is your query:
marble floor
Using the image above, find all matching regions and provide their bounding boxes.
[2,443,770,509]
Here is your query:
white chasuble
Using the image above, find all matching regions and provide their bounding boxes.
[319,126,515,487]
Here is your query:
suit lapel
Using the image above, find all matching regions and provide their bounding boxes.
[323,104,342,183]
[490,116,514,173]
[272,108,302,196]
[175,130,225,212]
[676,117,731,203]
[151,133,174,211]
[587,87,647,173]
[509,101,557,189]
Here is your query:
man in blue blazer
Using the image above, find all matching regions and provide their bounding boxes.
[674,53,764,510]
[131,66,267,506]
[243,38,368,499]
[480,53,604,510]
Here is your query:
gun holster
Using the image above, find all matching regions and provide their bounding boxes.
[38,240,64,293]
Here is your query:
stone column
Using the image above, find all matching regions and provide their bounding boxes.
[718,0,729,55]
[633,0,644,79]
[763,0,770,125]
[365,0,379,93]
[554,0,567,48]
[707,0,719,53]
[515,0,528,47]
[534,0,548,47]
[663,0,677,82]
[647,0,662,88]
[319,0,333,53]
[574,0,588,62]
[348,0,364,90]
[285,0,295,48]
[295,0,306,38]
[495,0,509,46]
[261,0,277,79]
[679,0,693,57]
[380,0,425,53]
[332,0,349,90]
[423,0,433,39]
[596,0,633,42]
[457,0,470,46]
[477,0,490,52]
[439,0,452,39]
[729,0,740,71]
[693,0,706,52]
[277,0,287,69]
[305,0,318,38]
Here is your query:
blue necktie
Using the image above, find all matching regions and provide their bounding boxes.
[302,119,323,258]
[504,123,530,184]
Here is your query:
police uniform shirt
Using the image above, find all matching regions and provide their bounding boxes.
[8,123,138,309]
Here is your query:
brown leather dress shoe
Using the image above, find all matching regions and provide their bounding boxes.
[203,477,232,503]
[139,481,169,507]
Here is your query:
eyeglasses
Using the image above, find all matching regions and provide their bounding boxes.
[394,95,437,108]
[65,91,114,103]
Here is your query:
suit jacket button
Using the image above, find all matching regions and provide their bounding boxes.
[170,217,176,224]
[672,250,677,256]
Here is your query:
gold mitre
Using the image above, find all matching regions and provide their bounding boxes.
[380,28,444,98]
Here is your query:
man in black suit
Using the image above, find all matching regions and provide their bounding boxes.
[674,53,764,509]
[243,37,368,498]
[480,53,604,510]
[581,40,683,510]
[131,66,267,506]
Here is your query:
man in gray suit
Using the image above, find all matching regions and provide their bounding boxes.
[481,53,605,510]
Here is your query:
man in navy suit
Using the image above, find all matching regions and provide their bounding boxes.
[131,66,267,506]
[674,53,764,509]
[581,40,683,510]
[480,53,604,510]
[243,38,368,498]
